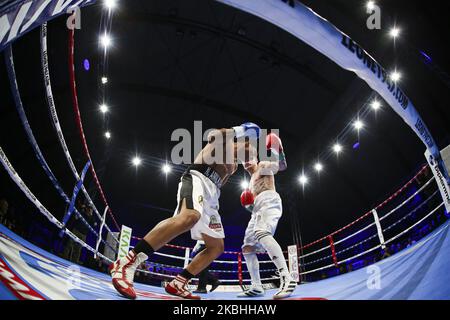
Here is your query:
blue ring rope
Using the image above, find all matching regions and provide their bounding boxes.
[4,46,116,253]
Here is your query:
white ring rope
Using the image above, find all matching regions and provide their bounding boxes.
[153,251,273,265]
[302,189,439,267]
[40,24,118,244]
[147,261,276,274]
[299,177,435,260]
[300,201,444,275]
[379,177,435,223]
[0,146,113,264]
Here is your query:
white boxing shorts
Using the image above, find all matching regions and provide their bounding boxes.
[242,190,282,249]
[173,168,224,241]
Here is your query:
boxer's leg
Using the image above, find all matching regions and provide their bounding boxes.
[242,245,262,288]
[185,233,224,276]
[254,205,297,299]
[138,199,200,252]
[256,232,289,276]
[237,245,264,297]
[110,199,200,300]
[165,233,223,300]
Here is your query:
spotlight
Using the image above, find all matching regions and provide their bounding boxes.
[162,164,172,174]
[390,70,402,82]
[353,119,364,131]
[132,156,142,167]
[104,0,117,10]
[367,1,375,10]
[371,100,381,111]
[104,131,111,139]
[314,162,324,173]
[298,174,308,186]
[100,34,112,48]
[389,27,400,39]
[83,59,90,71]
[101,77,108,84]
[241,180,249,190]
[333,143,343,154]
[99,104,109,114]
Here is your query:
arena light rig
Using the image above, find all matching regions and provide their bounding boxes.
[99,104,109,114]
[389,27,401,39]
[314,162,324,173]
[371,100,382,111]
[162,164,172,174]
[104,0,117,11]
[390,70,402,83]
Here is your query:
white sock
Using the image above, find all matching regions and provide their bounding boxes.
[243,252,262,288]
[258,235,290,276]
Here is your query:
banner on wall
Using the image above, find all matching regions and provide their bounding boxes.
[217,0,449,183]
[287,245,299,282]
[118,225,132,260]
[425,149,450,214]
[0,0,95,52]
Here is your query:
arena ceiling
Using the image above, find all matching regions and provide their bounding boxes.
[0,0,449,248]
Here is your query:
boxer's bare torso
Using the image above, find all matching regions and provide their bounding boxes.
[247,161,277,197]
[244,145,279,197]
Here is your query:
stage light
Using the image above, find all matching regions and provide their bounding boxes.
[333,143,343,154]
[132,156,142,167]
[390,70,402,82]
[367,1,375,10]
[314,162,323,173]
[104,0,117,10]
[99,104,109,113]
[101,77,108,84]
[162,164,172,174]
[241,180,249,190]
[389,27,400,39]
[353,119,364,131]
[298,174,308,186]
[371,100,381,111]
[104,131,111,139]
[100,34,112,48]
[83,59,90,71]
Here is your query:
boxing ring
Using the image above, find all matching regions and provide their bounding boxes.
[2,216,450,300]
[1,0,450,300]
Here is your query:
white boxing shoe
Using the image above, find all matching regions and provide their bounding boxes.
[273,274,297,300]
[237,285,265,298]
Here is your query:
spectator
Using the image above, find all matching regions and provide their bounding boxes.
[339,265,346,275]
[381,248,391,260]
[406,237,416,248]
[347,263,353,273]
[63,200,97,265]
[0,197,8,225]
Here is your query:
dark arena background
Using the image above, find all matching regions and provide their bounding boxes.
[1,0,450,303]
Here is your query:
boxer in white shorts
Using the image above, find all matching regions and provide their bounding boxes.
[173,167,224,240]
[109,123,261,300]
[238,133,297,300]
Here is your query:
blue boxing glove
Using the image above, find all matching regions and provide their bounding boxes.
[233,122,261,139]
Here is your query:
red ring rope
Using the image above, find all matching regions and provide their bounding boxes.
[299,164,429,250]
[68,29,120,231]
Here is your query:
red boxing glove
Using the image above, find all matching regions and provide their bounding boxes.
[266,133,283,152]
[266,133,287,171]
[240,189,255,212]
